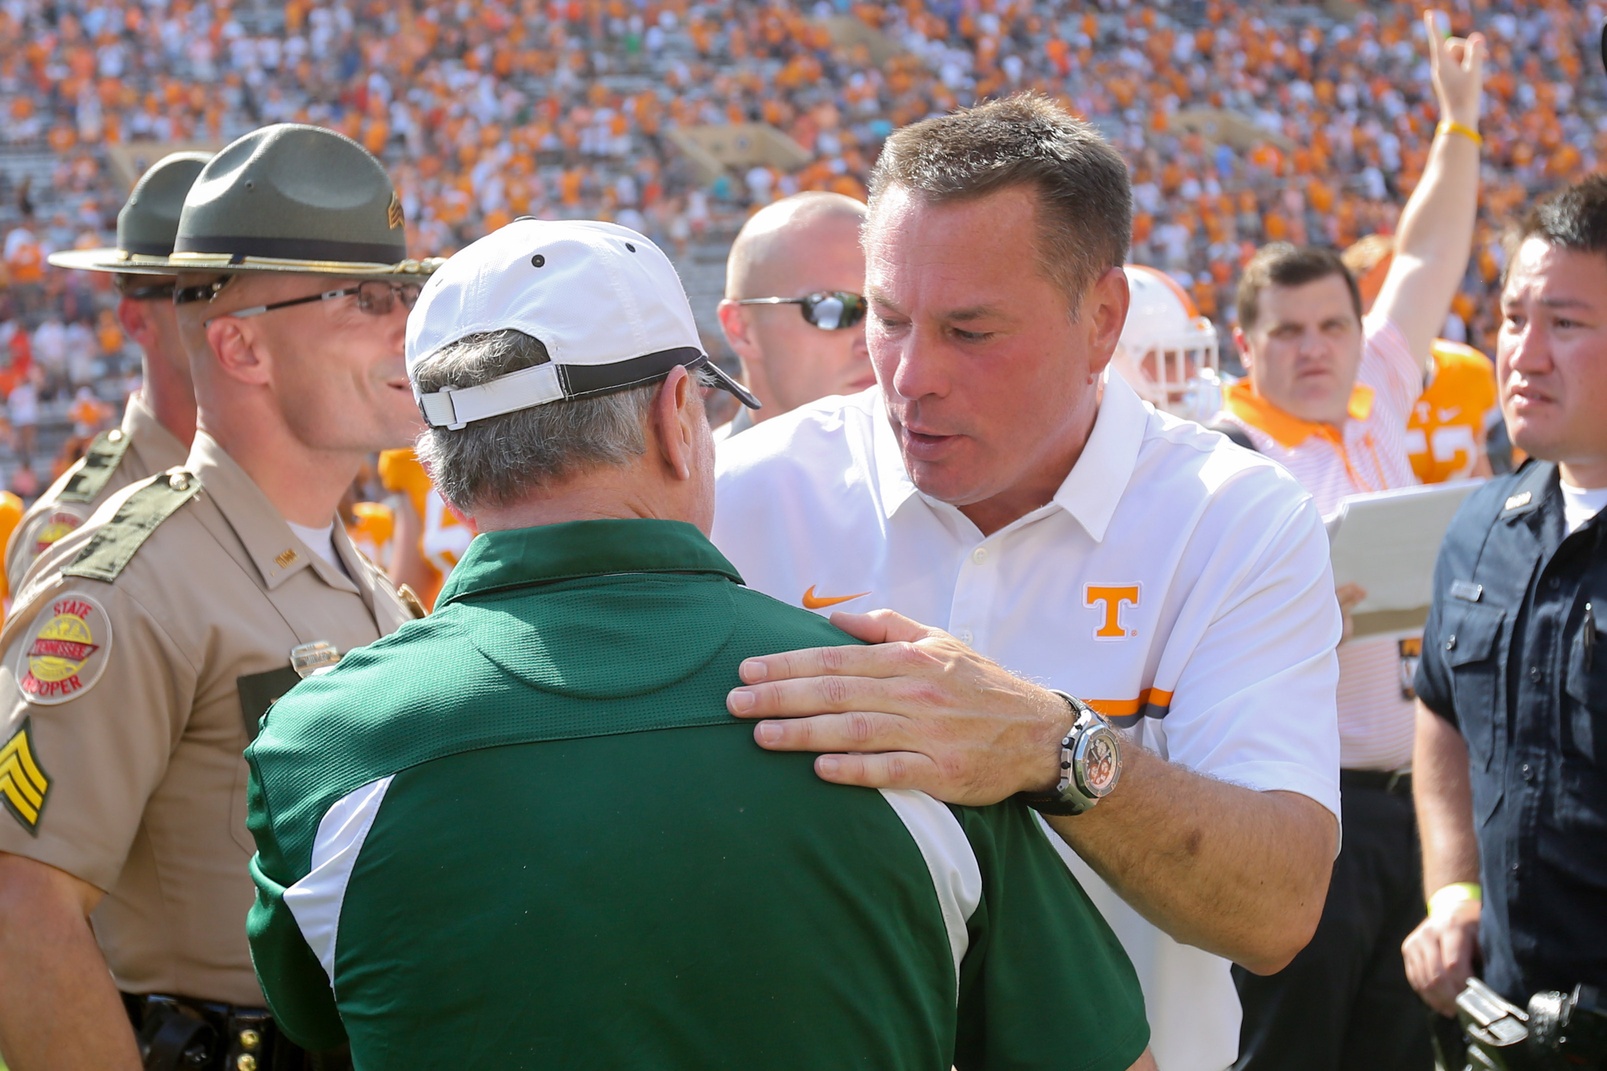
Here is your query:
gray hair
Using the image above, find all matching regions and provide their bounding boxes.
[412,329,658,513]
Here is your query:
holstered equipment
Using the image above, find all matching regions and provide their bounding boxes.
[123,992,352,1071]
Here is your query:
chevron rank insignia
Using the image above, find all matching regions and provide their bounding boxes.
[0,719,50,834]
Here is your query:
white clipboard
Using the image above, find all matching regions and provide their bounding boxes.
[1326,479,1481,637]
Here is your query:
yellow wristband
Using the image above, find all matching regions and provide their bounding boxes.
[1436,120,1483,147]
[1427,882,1482,916]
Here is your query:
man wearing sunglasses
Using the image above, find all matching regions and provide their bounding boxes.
[0,124,433,1071]
[8,152,211,591]
[715,192,875,438]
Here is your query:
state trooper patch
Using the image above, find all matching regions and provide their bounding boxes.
[17,593,113,705]
[17,503,91,568]
[0,719,49,833]
[33,507,89,554]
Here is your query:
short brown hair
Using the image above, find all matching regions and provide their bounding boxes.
[1236,244,1362,331]
[866,93,1131,313]
[1503,174,1607,282]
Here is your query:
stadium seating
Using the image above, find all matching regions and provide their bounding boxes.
[0,0,1600,488]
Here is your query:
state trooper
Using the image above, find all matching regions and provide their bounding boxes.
[0,124,435,1071]
[9,152,211,591]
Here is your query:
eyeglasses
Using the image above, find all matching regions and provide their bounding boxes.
[120,283,176,301]
[198,280,422,323]
[734,290,866,331]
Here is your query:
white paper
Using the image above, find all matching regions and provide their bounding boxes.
[1327,479,1481,634]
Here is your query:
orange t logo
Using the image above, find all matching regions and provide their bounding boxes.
[1085,585,1140,639]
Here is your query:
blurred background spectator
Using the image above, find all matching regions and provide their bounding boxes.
[0,0,1603,496]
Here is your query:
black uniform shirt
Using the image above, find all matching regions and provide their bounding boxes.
[1416,460,1607,1001]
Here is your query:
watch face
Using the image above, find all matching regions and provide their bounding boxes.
[1077,727,1122,799]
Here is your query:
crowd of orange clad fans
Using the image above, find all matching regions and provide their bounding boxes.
[0,0,1602,509]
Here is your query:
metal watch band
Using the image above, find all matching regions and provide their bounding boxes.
[1016,690,1124,816]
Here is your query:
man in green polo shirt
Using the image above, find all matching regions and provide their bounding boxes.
[244,218,1155,1070]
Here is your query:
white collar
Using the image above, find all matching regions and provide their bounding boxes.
[1050,373,1146,543]
[870,374,1147,544]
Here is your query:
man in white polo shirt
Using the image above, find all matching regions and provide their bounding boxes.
[1215,19,1485,1070]
[713,93,1341,1071]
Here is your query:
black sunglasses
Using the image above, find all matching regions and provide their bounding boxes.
[121,283,176,301]
[734,290,866,331]
[193,280,422,324]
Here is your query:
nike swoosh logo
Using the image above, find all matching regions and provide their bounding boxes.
[802,585,870,610]
[1437,408,1461,422]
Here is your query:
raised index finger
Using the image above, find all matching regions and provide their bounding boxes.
[1423,11,1445,67]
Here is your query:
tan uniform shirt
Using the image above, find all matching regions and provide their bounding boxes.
[0,432,413,1005]
[4,393,189,592]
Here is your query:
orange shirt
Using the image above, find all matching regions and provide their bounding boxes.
[6,237,42,285]
[0,491,24,612]
[377,448,468,609]
[345,500,396,567]
[1407,341,1499,484]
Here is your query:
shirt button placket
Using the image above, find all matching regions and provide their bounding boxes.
[952,543,995,652]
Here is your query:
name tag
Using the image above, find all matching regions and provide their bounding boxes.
[237,666,303,741]
[290,640,341,679]
[1451,580,1483,603]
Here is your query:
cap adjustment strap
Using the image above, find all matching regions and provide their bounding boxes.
[419,363,565,431]
[417,346,737,429]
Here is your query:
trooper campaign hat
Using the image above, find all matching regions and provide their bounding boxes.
[406,218,759,430]
[168,123,438,283]
[47,152,212,275]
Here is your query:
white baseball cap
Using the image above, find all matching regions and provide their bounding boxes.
[405,218,759,430]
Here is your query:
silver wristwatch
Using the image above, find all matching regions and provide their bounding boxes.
[1017,690,1123,816]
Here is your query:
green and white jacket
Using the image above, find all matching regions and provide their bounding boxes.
[246,519,1148,1070]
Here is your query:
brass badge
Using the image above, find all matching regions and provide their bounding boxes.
[0,719,50,834]
[387,193,405,230]
[398,583,428,620]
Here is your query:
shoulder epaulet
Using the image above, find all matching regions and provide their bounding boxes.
[57,428,133,505]
[60,470,201,583]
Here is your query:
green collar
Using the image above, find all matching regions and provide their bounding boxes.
[436,518,742,607]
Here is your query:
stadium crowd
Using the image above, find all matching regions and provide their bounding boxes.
[1,0,1605,484]
[0,2,1604,1070]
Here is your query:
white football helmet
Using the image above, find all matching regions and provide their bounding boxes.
[1109,265,1223,422]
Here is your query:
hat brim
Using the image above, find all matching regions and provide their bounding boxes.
[165,252,444,279]
[698,357,761,410]
[46,248,190,275]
